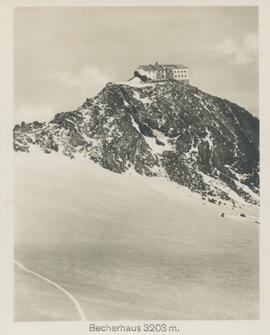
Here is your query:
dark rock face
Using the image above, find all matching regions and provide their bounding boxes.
[13,80,259,205]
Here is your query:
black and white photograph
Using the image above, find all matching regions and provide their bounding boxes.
[11,5,261,322]
[2,2,270,333]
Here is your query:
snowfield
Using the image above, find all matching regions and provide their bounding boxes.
[15,152,259,321]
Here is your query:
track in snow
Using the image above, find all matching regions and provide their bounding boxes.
[14,260,87,321]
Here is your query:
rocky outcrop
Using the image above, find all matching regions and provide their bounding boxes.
[13,80,259,205]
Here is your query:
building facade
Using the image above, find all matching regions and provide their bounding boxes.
[135,62,189,83]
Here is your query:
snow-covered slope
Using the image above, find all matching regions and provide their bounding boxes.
[13,80,259,205]
[15,152,259,320]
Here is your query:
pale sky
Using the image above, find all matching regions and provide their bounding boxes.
[14,6,258,123]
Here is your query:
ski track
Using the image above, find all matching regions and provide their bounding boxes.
[225,214,258,222]
[175,287,183,305]
[14,260,87,321]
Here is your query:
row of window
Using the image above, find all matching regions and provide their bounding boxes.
[174,69,188,73]
[148,69,188,74]
[174,74,188,78]
[148,75,188,79]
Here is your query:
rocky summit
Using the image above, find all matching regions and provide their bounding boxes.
[14,79,259,206]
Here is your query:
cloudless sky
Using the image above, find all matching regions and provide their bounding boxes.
[14,6,258,122]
